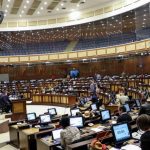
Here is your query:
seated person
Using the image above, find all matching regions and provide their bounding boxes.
[117,106,132,123]
[60,117,81,149]
[116,92,129,106]
[139,98,150,116]
[136,114,150,150]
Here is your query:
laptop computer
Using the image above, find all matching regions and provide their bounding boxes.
[69,116,84,128]
[52,128,63,143]
[70,108,80,116]
[100,109,111,124]
[123,103,131,112]
[111,122,132,148]
[135,99,141,108]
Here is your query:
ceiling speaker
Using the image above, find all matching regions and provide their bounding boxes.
[0,11,4,24]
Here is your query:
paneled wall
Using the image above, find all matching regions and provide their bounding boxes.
[0,55,149,81]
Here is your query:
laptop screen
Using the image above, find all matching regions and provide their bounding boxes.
[101,110,111,121]
[48,108,57,115]
[52,129,63,140]
[27,113,36,121]
[39,114,51,124]
[70,108,80,116]
[91,103,97,111]
[123,104,131,112]
[69,116,84,128]
[112,123,132,144]
[135,99,141,107]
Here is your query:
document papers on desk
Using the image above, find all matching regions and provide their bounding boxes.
[110,144,141,150]
[121,144,141,150]
[90,126,107,132]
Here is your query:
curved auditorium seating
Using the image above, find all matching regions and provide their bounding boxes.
[0,3,149,56]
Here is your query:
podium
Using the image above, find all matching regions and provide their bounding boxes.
[11,99,26,121]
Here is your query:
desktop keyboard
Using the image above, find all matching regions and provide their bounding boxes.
[39,125,54,131]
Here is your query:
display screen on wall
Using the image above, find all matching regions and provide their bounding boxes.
[0,74,9,81]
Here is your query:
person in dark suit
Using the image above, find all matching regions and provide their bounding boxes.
[117,106,132,123]
[139,98,150,116]
[136,114,150,150]
[0,91,11,113]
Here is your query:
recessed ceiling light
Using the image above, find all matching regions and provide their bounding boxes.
[26,0,29,3]
[61,3,64,6]
[44,2,48,5]
[37,11,40,14]
[6,5,9,8]
[5,10,8,13]
[8,0,11,2]
[56,8,59,11]
[69,11,80,20]
[40,7,43,10]
[24,5,27,9]
[77,4,80,7]
[19,15,22,17]
[21,10,24,13]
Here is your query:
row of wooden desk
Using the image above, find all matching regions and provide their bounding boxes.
[9,111,138,150]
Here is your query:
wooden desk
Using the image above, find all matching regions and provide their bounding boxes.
[36,124,106,150]
[19,127,39,150]
[19,126,56,150]
[9,123,30,148]
[32,94,76,106]
[11,99,27,121]
[105,105,119,114]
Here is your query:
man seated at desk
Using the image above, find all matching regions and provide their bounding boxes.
[117,106,132,123]
[136,114,150,150]
[139,98,150,116]
[60,117,81,150]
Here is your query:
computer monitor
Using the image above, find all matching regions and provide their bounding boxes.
[39,114,51,125]
[123,103,131,112]
[100,109,111,122]
[69,116,84,128]
[111,123,132,146]
[52,128,63,140]
[48,108,57,116]
[70,108,80,116]
[27,113,36,122]
[135,99,141,108]
[91,103,97,111]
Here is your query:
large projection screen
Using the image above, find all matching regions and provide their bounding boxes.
[0,74,9,81]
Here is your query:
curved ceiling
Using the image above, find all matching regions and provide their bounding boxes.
[1,0,116,19]
[0,0,149,31]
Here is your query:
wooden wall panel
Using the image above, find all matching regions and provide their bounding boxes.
[68,52,78,58]
[97,49,106,55]
[126,44,136,51]
[1,55,150,81]
[136,42,146,50]
[116,46,126,53]
[107,48,116,54]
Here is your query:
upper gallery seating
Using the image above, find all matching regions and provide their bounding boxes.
[0,3,149,56]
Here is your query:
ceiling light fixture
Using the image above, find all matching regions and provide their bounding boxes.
[44,2,48,5]
[69,11,80,20]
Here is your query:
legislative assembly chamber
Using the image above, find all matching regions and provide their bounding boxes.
[0,0,150,150]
